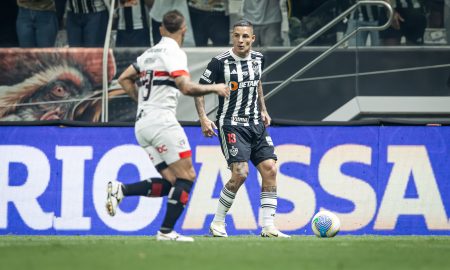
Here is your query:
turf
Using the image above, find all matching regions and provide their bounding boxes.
[1,235,449,270]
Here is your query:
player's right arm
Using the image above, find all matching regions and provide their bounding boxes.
[166,50,228,97]
[195,95,217,137]
[118,64,139,102]
[194,58,222,137]
[174,76,229,97]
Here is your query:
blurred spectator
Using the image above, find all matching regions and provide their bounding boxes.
[379,0,426,45]
[16,0,58,48]
[242,0,283,47]
[288,0,346,46]
[115,0,152,47]
[290,0,328,19]
[445,0,450,44]
[149,0,195,46]
[344,0,381,46]
[188,0,229,46]
[424,0,444,28]
[66,0,109,47]
[0,0,19,47]
[55,0,67,29]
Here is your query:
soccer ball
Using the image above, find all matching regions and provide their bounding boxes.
[311,210,340,238]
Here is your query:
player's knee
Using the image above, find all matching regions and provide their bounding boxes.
[182,163,196,181]
[178,166,196,181]
[261,161,277,178]
[156,164,177,184]
[234,167,249,182]
[229,163,249,187]
[171,159,196,181]
[186,167,196,181]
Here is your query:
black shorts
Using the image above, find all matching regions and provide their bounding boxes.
[217,122,277,167]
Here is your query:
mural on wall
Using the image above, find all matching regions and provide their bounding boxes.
[0,48,238,123]
[0,48,121,122]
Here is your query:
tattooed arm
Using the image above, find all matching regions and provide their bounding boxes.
[257,81,271,127]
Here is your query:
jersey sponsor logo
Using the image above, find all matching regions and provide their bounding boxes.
[203,69,212,78]
[229,81,239,91]
[232,116,249,123]
[229,80,259,91]
[156,144,168,154]
[229,146,239,156]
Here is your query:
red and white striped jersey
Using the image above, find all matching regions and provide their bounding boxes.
[134,37,189,117]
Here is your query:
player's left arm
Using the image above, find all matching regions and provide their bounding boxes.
[257,81,271,127]
[118,64,139,102]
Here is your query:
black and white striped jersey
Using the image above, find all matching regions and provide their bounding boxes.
[67,0,107,14]
[117,0,149,31]
[394,0,422,9]
[199,49,265,126]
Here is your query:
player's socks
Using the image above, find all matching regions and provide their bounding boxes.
[160,178,193,233]
[213,187,236,222]
[261,191,277,227]
[122,178,172,197]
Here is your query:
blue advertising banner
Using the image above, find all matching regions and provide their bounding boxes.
[0,125,449,236]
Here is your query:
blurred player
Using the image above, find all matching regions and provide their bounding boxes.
[106,10,229,242]
[194,20,290,238]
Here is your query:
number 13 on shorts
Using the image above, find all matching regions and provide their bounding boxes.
[227,133,236,144]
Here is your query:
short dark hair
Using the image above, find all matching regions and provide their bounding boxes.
[233,20,253,29]
[162,10,185,33]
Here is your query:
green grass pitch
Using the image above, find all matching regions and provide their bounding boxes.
[1,235,450,270]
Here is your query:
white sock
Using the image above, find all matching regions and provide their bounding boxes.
[213,187,235,223]
[261,191,277,227]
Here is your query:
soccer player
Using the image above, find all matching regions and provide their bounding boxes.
[106,10,229,242]
[194,20,290,238]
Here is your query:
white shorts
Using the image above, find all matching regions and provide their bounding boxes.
[135,110,191,168]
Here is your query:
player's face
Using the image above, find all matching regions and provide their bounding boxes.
[232,26,255,58]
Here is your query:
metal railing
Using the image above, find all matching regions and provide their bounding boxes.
[206,0,394,117]
[101,0,117,122]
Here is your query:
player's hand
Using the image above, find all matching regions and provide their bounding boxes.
[200,117,218,137]
[214,83,230,97]
[261,110,271,127]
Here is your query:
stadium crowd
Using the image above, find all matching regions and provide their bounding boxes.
[1,0,449,48]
